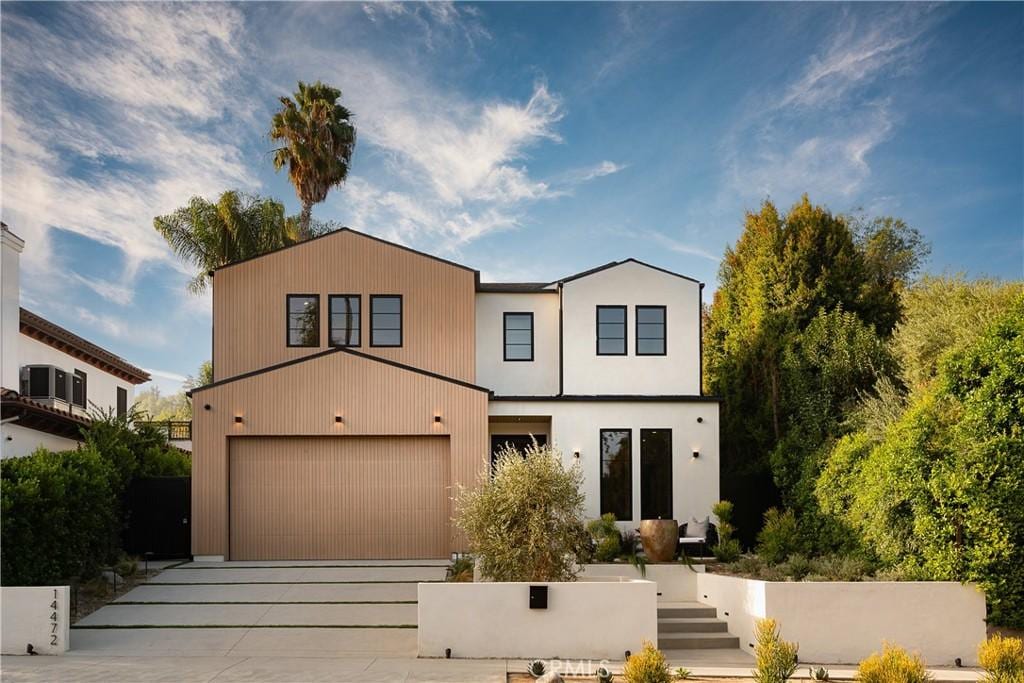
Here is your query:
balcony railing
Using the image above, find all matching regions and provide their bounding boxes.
[137,420,192,441]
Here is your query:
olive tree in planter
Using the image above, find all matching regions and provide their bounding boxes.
[455,442,589,582]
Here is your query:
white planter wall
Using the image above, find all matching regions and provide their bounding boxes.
[1,586,70,655]
[418,579,658,659]
[581,563,703,603]
[695,573,987,666]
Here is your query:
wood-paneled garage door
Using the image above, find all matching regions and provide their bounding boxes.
[229,436,450,560]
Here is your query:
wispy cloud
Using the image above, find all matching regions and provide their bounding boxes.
[361,1,490,50]
[644,231,720,263]
[72,307,166,348]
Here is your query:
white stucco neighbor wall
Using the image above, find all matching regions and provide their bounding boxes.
[2,227,24,391]
[581,563,703,603]
[489,399,720,527]
[561,261,702,396]
[696,573,987,666]
[18,335,135,416]
[476,291,560,396]
[0,423,80,459]
[418,579,657,659]
[0,586,70,655]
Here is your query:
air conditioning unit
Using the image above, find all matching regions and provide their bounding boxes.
[19,364,71,410]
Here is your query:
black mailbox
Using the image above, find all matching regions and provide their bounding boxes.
[529,585,548,609]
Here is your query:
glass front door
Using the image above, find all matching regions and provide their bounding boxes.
[640,428,673,520]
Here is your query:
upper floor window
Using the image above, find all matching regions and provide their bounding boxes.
[636,306,666,356]
[329,295,361,347]
[287,294,320,347]
[117,387,128,418]
[503,312,534,361]
[596,305,627,355]
[371,295,402,347]
[72,369,87,408]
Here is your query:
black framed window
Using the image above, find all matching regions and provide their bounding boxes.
[287,294,320,347]
[600,428,632,520]
[54,369,67,401]
[371,295,402,347]
[490,434,548,471]
[597,305,627,355]
[72,370,87,408]
[503,312,534,361]
[329,295,361,347]
[636,306,667,356]
[117,387,128,418]
[640,428,673,520]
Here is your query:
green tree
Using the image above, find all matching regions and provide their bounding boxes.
[154,191,295,293]
[270,80,356,239]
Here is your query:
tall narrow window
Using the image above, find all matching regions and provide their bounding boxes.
[596,305,627,355]
[329,295,361,347]
[72,370,87,408]
[600,428,632,520]
[636,306,667,356]
[54,368,68,401]
[371,295,402,347]
[117,387,128,418]
[503,312,534,361]
[640,428,673,520]
[287,294,320,347]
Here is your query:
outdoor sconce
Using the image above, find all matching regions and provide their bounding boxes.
[335,415,344,424]
[434,415,442,423]
[234,415,243,424]
[204,404,211,411]
[573,450,580,459]
[692,450,700,459]
[697,416,703,423]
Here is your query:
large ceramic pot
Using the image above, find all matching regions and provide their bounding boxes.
[639,519,679,562]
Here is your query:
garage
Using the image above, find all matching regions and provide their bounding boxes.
[229,435,451,560]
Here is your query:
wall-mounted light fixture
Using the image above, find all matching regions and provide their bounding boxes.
[204,404,211,411]
[573,450,580,459]
[434,415,442,423]
[697,416,704,423]
[234,415,243,424]
[335,415,344,424]
[692,450,700,459]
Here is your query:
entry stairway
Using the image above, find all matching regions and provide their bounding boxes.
[657,602,740,650]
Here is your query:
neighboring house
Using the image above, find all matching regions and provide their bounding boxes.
[1,224,151,458]
[190,228,719,561]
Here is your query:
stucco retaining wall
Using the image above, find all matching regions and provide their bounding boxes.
[580,563,703,602]
[1,586,70,655]
[418,578,657,659]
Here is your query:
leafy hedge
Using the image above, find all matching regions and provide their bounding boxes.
[1,409,191,586]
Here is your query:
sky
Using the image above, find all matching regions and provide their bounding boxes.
[2,2,1022,395]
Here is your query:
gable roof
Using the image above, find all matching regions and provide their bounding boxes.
[556,258,702,285]
[212,226,479,276]
[20,309,150,384]
[189,345,490,396]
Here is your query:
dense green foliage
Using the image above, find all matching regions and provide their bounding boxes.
[704,196,925,544]
[755,508,801,564]
[455,442,588,581]
[133,360,213,420]
[587,513,623,562]
[1,411,191,585]
[270,80,356,238]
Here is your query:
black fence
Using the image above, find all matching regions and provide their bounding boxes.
[123,476,191,558]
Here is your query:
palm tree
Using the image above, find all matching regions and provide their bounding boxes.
[154,191,294,294]
[270,80,356,239]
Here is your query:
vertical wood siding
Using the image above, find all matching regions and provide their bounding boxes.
[230,436,450,560]
[192,349,489,558]
[212,230,477,383]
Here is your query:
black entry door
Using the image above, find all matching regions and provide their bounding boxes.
[490,434,548,470]
[640,428,673,520]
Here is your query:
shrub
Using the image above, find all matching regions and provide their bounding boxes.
[447,555,474,582]
[455,442,588,582]
[856,643,931,683]
[757,508,801,564]
[588,513,623,562]
[713,500,742,562]
[1,446,118,585]
[978,635,1024,683]
[809,554,874,582]
[752,618,798,683]
[623,640,672,683]
[778,554,812,581]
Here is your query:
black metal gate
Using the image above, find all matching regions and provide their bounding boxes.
[123,476,191,558]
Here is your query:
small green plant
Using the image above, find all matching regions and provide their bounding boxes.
[115,555,139,578]
[588,513,623,562]
[752,618,798,683]
[626,548,648,577]
[978,635,1024,683]
[856,643,932,683]
[808,666,830,681]
[778,554,812,581]
[527,659,546,677]
[675,666,692,679]
[447,555,474,582]
[756,508,800,564]
[712,500,742,562]
[623,640,672,683]
[809,554,874,581]
[597,665,614,683]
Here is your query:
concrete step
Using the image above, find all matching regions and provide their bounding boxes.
[657,602,717,619]
[657,632,741,650]
[657,617,728,633]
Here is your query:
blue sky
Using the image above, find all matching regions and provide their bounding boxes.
[2,2,1022,394]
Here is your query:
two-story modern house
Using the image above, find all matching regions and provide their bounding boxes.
[1,224,151,458]
[190,228,719,561]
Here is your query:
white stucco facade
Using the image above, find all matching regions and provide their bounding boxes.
[1,227,24,391]
[475,291,559,396]
[0,423,81,459]
[489,399,720,526]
